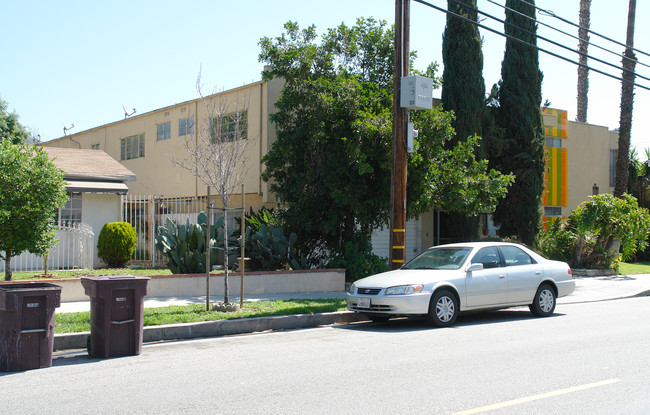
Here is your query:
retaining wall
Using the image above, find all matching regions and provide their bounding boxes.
[10,269,346,302]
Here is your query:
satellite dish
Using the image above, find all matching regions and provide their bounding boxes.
[123,104,137,119]
[63,123,75,136]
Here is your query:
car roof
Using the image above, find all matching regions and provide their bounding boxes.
[427,241,527,249]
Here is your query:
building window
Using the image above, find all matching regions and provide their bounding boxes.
[157,122,171,140]
[544,206,562,217]
[56,193,82,225]
[545,137,562,148]
[120,134,145,160]
[610,149,617,187]
[91,144,100,150]
[210,110,248,142]
[179,117,195,136]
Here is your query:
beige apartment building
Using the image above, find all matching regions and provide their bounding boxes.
[43,77,618,262]
[44,77,285,212]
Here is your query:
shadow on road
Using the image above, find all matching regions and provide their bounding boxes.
[337,309,566,333]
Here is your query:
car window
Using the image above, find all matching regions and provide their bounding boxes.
[471,247,501,269]
[403,247,471,270]
[500,246,536,267]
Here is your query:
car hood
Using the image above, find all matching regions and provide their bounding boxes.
[354,269,459,288]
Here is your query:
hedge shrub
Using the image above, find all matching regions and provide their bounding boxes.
[97,222,138,267]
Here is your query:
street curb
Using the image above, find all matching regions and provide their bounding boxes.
[53,311,369,351]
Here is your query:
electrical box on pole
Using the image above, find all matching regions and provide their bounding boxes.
[400,75,433,110]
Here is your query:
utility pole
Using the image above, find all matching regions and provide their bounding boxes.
[390,0,409,270]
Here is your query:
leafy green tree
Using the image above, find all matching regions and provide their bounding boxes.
[491,0,545,245]
[538,194,650,269]
[0,140,68,280]
[259,19,513,265]
[441,0,487,241]
[0,98,30,144]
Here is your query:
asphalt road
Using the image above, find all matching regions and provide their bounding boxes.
[3,297,650,414]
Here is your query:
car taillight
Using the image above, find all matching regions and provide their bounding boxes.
[568,268,573,278]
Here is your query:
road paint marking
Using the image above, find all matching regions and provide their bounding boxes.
[453,378,621,415]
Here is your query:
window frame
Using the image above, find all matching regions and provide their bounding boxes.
[471,246,503,269]
[210,110,248,142]
[499,246,537,267]
[157,121,172,140]
[179,117,195,136]
[56,192,82,225]
[120,134,145,160]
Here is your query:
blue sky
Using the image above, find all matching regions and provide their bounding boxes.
[2,0,649,150]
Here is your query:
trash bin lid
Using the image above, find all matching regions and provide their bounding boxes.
[0,282,63,292]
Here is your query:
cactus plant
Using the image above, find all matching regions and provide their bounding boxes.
[234,207,308,271]
[155,212,221,274]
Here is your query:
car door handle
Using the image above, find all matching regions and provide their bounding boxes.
[535,271,542,275]
[499,275,506,279]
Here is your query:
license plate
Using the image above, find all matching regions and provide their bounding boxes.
[357,297,370,308]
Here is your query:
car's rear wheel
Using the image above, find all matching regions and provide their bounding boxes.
[529,283,556,317]
[427,289,458,327]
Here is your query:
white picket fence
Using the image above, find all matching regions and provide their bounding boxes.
[0,222,94,273]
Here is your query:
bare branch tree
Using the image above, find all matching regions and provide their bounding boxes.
[170,73,257,304]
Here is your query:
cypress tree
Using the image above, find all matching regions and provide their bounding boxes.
[492,0,545,245]
[440,0,486,242]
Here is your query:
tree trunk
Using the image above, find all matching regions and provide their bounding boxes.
[4,249,12,281]
[576,0,591,123]
[223,210,229,304]
[614,0,637,197]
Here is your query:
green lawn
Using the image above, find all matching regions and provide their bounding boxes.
[55,299,348,333]
[2,268,172,281]
[617,261,650,275]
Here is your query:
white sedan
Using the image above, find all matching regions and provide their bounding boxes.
[347,242,575,327]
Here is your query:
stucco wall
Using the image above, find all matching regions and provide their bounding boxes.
[565,121,618,213]
[33,269,346,302]
[82,193,122,267]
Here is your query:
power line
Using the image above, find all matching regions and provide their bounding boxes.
[518,0,650,59]
[447,0,650,84]
[486,0,650,71]
[412,0,650,91]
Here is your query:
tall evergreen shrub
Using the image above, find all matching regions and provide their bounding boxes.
[441,0,486,241]
[492,0,545,245]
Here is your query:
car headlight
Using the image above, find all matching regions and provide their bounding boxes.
[348,283,356,295]
[385,285,423,295]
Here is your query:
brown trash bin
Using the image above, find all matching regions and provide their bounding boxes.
[0,282,62,372]
[81,275,150,358]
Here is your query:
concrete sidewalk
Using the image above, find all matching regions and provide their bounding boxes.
[56,291,347,314]
[52,274,650,352]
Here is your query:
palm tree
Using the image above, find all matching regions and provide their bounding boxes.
[576,0,591,123]
[614,0,637,197]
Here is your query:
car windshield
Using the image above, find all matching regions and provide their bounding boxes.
[402,247,471,270]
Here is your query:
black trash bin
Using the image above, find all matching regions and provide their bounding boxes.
[81,275,150,358]
[0,282,62,372]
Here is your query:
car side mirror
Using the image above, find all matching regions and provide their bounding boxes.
[466,263,483,272]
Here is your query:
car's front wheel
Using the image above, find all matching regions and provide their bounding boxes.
[529,284,556,317]
[427,289,458,327]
